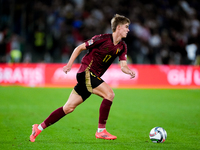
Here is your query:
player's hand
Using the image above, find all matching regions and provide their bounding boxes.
[129,70,135,79]
[63,65,71,74]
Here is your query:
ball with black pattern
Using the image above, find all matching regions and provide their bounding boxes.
[149,127,167,143]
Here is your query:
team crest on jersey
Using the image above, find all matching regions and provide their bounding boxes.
[88,39,93,46]
[116,48,121,54]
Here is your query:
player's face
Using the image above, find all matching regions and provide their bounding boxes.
[119,23,130,38]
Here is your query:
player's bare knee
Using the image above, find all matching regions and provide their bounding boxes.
[63,106,75,114]
[105,91,115,101]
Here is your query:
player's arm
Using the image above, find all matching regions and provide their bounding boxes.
[120,60,135,79]
[63,43,87,74]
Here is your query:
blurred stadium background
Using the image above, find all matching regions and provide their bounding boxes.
[0,0,200,65]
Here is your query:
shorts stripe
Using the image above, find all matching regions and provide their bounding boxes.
[71,89,78,95]
[85,69,93,93]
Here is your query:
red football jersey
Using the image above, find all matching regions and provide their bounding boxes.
[78,34,127,77]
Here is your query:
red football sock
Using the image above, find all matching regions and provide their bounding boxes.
[41,107,66,129]
[98,99,112,128]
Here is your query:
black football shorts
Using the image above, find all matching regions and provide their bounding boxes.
[74,69,104,101]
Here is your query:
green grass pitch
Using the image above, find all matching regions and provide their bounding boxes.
[0,86,200,150]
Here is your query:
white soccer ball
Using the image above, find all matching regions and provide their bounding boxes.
[149,127,167,143]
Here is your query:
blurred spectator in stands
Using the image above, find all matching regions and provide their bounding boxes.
[1,0,200,65]
[0,28,6,63]
[32,27,46,62]
[9,34,23,63]
[148,29,162,64]
[10,49,22,63]
[195,43,200,66]
[0,27,10,63]
[193,36,200,66]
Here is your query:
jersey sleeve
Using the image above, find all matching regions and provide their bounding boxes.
[119,42,127,61]
[85,34,106,49]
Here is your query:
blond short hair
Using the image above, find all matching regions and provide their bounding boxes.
[111,14,130,32]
